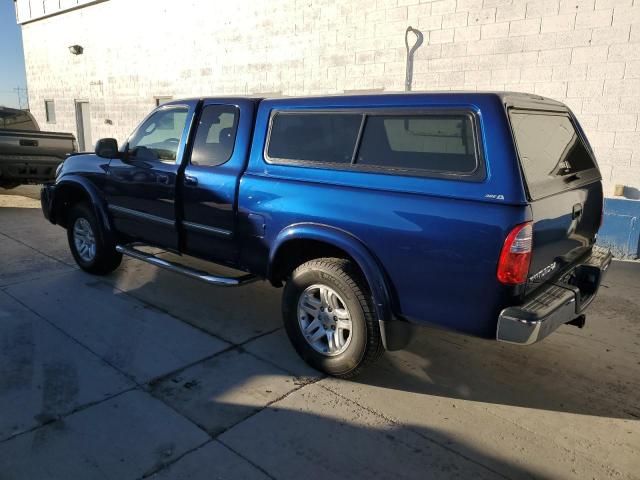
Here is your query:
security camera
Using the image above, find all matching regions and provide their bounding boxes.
[68,45,84,55]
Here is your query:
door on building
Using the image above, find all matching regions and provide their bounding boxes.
[104,101,198,251]
[75,101,92,151]
[180,99,256,265]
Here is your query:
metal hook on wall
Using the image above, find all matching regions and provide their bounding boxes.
[404,26,424,92]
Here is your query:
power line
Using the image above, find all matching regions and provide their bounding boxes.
[13,87,29,110]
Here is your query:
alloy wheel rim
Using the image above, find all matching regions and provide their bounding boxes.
[297,284,353,356]
[73,217,96,262]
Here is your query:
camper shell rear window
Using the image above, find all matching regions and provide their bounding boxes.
[508,109,600,200]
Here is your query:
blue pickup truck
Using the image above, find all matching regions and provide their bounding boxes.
[41,92,612,377]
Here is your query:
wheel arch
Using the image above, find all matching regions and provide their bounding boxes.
[52,175,115,245]
[268,223,396,326]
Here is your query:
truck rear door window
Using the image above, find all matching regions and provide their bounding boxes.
[191,105,239,167]
[267,113,361,164]
[509,111,598,199]
[356,115,478,174]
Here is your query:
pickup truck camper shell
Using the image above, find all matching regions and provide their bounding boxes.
[41,92,612,377]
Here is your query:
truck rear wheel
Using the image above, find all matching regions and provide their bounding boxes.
[67,203,122,275]
[282,257,384,378]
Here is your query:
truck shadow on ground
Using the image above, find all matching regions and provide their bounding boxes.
[116,262,640,422]
[351,326,640,421]
[350,262,640,422]
[148,393,548,480]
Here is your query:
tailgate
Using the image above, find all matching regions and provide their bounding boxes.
[0,131,76,160]
[509,109,603,293]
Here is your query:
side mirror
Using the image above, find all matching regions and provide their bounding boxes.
[95,138,119,158]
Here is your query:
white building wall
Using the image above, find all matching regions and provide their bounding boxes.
[15,0,107,24]
[18,0,640,195]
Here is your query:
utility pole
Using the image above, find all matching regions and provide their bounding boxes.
[13,87,29,110]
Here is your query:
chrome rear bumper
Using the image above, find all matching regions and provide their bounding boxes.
[496,247,613,345]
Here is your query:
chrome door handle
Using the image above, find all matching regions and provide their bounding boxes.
[185,175,198,186]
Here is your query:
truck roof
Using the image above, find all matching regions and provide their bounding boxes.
[168,91,566,110]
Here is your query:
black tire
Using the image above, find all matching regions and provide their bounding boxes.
[282,257,384,378]
[67,202,122,275]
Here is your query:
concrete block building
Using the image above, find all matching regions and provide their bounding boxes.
[14,0,640,256]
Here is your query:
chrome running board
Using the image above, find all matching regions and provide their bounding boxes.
[115,244,257,287]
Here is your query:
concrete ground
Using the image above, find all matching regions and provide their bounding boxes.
[0,187,638,480]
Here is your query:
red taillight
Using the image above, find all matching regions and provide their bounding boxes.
[497,222,533,285]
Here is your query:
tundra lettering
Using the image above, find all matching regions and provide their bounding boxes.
[529,262,558,283]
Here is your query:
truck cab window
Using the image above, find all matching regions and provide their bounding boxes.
[127,107,188,163]
[0,108,37,131]
[190,105,239,167]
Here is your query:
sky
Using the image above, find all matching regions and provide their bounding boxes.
[0,0,27,109]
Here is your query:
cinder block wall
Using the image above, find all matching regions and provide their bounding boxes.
[19,0,640,195]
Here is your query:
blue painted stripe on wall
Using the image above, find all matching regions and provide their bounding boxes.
[597,198,640,259]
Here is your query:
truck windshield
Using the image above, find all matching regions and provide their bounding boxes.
[0,108,37,131]
[509,110,599,199]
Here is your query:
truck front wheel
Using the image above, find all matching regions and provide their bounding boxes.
[67,203,122,275]
[282,257,384,378]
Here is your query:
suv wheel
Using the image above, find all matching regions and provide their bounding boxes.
[282,257,384,378]
[67,203,122,275]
